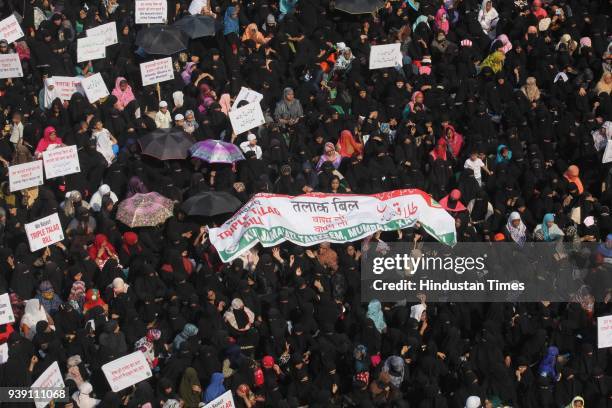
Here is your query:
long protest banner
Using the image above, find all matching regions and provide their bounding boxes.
[209,189,457,263]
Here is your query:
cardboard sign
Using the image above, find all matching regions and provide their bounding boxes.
[43,145,80,179]
[598,314,612,349]
[81,73,109,103]
[0,53,22,79]
[232,87,264,110]
[102,351,152,392]
[229,102,265,135]
[140,57,174,86]
[31,362,65,408]
[87,22,118,47]
[0,293,15,325]
[77,36,106,63]
[603,141,612,164]
[204,390,236,408]
[135,0,168,24]
[9,160,44,192]
[25,213,64,252]
[369,43,403,70]
[51,76,83,101]
[0,15,24,44]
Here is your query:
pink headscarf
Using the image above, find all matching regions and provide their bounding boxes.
[434,7,449,35]
[111,77,135,111]
[495,34,513,54]
[219,93,231,116]
[35,126,62,154]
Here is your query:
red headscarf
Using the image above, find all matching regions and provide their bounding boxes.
[88,234,117,262]
[83,288,106,312]
[430,138,448,161]
[564,165,584,194]
[35,126,62,154]
[439,189,467,212]
[122,232,142,255]
[442,123,464,158]
[336,130,363,158]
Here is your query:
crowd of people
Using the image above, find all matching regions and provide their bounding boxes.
[0,0,610,406]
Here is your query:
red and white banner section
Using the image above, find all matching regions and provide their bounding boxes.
[209,189,456,263]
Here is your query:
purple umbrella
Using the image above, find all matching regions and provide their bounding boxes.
[190,139,245,164]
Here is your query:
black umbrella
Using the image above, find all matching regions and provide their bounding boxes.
[333,0,385,14]
[138,128,195,160]
[181,191,242,216]
[135,25,188,55]
[172,15,216,39]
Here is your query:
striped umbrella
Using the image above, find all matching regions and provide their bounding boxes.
[116,192,174,228]
[190,139,245,164]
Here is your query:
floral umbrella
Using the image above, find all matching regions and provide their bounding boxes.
[116,192,174,228]
[190,139,245,164]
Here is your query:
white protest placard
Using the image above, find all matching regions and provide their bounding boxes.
[204,390,235,408]
[229,102,265,135]
[369,43,403,70]
[140,57,174,86]
[87,22,118,47]
[0,293,15,326]
[603,141,612,164]
[102,350,152,392]
[51,76,83,101]
[31,361,65,408]
[81,73,109,103]
[598,314,612,349]
[0,53,22,79]
[135,0,168,24]
[77,36,106,63]
[232,87,264,110]
[25,213,64,252]
[0,15,24,44]
[0,343,8,364]
[43,145,80,179]
[9,160,43,192]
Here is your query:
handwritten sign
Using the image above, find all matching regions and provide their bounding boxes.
[140,57,174,86]
[9,160,44,192]
[0,15,24,44]
[229,102,265,135]
[0,293,15,326]
[77,36,106,63]
[0,53,22,79]
[232,87,264,110]
[102,351,152,392]
[369,43,403,70]
[204,390,236,408]
[32,362,65,408]
[598,314,612,349]
[25,213,64,252]
[135,0,168,24]
[50,76,83,101]
[81,73,109,103]
[87,22,118,46]
[43,145,80,179]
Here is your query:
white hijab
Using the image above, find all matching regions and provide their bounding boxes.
[42,78,61,109]
[410,304,426,322]
[21,299,48,338]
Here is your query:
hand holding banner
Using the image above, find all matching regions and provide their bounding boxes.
[25,213,64,252]
[369,43,403,70]
[140,58,174,86]
[81,73,110,103]
[0,53,23,79]
[43,145,81,178]
[87,22,118,46]
[135,0,168,24]
[0,15,24,44]
[102,351,153,392]
[9,160,44,192]
[77,36,106,63]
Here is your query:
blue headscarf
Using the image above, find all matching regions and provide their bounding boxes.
[496,144,512,164]
[204,372,226,403]
[412,15,429,32]
[366,299,387,333]
[280,0,298,15]
[538,346,559,379]
[597,233,612,258]
[223,7,239,36]
[541,213,555,242]
[172,323,198,352]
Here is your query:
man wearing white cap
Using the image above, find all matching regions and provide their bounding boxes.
[174,114,185,130]
[465,396,481,408]
[155,101,172,129]
[240,133,262,159]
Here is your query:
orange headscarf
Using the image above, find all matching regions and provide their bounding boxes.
[241,23,266,48]
[336,130,363,158]
[564,165,584,194]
